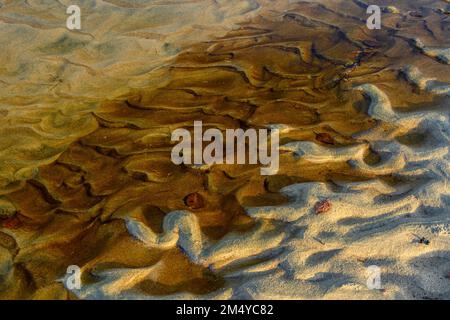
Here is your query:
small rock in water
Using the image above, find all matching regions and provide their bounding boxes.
[184,192,205,209]
[315,132,335,145]
[2,216,22,229]
[314,199,332,214]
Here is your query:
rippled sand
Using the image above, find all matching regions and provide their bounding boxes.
[0,0,449,299]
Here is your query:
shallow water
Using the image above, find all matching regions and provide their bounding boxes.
[0,0,449,299]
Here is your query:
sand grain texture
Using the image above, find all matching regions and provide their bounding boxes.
[0,0,449,299]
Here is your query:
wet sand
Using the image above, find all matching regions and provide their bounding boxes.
[0,0,449,299]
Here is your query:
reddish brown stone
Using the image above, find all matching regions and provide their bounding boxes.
[315,132,335,145]
[314,200,332,214]
[2,216,22,229]
[184,192,205,209]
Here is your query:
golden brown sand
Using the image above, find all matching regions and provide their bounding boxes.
[0,0,449,299]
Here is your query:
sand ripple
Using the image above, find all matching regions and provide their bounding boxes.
[0,0,449,299]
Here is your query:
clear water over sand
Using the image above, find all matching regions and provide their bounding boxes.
[0,0,449,299]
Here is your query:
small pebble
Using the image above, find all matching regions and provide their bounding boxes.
[314,199,332,214]
[184,192,205,209]
[315,132,335,145]
[1,216,22,229]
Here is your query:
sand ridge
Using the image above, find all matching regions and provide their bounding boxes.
[0,0,449,299]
